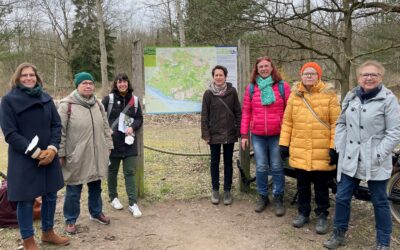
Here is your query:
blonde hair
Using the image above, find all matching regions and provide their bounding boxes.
[356,60,385,77]
[9,62,44,88]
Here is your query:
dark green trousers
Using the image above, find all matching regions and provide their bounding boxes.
[108,156,137,206]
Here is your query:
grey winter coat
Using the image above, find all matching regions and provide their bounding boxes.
[58,92,113,185]
[335,85,400,181]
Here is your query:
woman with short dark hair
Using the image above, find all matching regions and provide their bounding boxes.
[201,65,241,205]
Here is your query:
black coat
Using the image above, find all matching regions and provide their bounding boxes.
[102,90,143,158]
[201,82,241,144]
[0,88,64,201]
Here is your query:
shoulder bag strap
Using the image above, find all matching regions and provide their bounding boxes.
[107,93,114,119]
[217,97,235,118]
[300,95,331,130]
[110,96,135,131]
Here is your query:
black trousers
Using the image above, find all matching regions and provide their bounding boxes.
[296,169,333,217]
[210,143,234,191]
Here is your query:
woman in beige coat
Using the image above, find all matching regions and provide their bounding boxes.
[58,72,113,234]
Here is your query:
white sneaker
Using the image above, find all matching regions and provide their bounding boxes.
[129,203,142,218]
[110,197,123,210]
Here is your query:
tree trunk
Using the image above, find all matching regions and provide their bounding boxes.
[341,0,353,100]
[175,0,186,47]
[132,40,145,198]
[306,0,312,59]
[237,39,250,192]
[95,0,109,97]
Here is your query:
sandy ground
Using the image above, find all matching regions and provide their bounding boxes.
[18,196,361,250]
[55,198,327,250]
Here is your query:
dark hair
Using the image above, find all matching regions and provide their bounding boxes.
[211,65,228,77]
[249,56,282,84]
[112,73,133,93]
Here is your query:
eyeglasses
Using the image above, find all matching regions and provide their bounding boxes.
[80,82,94,86]
[360,73,381,79]
[21,74,36,78]
[302,73,318,77]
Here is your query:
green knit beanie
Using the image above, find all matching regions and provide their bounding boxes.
[74,72,95,88]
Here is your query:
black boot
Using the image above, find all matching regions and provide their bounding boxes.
[323,228,346,249]
[273,195,285,217]
[316,213,328,235]
[254,195,269,213]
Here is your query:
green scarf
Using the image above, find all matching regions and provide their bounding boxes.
[73,90,97,108]
[256,76,275,105]
[17,83,43,98]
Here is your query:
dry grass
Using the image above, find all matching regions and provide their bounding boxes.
[0,119,400,249]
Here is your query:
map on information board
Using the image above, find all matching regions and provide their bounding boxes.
[144,46,237,114]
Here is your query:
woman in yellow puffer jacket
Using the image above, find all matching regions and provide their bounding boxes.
[279,62,340,235]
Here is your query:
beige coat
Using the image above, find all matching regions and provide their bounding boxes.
[58,92,113,185]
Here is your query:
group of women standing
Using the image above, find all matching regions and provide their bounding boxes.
[201,59,400,249]
[1,63,142,250]
[1,57,399,250]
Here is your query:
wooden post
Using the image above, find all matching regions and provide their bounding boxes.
[132,40,145,197]
[237,39,251,192]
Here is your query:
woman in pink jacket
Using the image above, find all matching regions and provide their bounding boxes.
[241,56,290,216]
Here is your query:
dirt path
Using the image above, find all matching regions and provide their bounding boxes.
[58,198,330,250]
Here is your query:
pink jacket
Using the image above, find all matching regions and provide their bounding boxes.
[240,82,291,138]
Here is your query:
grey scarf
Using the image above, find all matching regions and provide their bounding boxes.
[73,90,97,108]
[208,81,227,96]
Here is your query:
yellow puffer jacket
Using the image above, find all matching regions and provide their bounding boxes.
[279,80,341,171]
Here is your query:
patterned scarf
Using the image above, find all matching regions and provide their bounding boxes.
[73,90,97,108]
[17,83,43,98]
[208,81,227,96]
[256,76,275,105]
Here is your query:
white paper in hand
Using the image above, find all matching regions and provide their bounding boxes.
[25,135,39,154]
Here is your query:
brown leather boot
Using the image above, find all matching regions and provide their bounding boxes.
[41,229,70,246]
[23,236,38,250]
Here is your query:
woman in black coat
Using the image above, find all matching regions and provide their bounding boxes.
[102,73,143,217]
[201,65,241,205]
[0,63,69,249]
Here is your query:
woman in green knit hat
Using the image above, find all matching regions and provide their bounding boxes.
[58,72,114,234]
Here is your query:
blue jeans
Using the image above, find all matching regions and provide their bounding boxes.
[64,180,103,224]
[251,134,285,197]
[334,174,392,246]
[17,192,57,239]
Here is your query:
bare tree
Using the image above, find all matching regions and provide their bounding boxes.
[175,0,185,47]
[238,0,400,98]
[95,0,109,97]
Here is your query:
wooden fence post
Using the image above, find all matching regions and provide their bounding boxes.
[132,40,145,198]
[237,39,251,192]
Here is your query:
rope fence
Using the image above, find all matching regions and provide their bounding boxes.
[144,144,240,157]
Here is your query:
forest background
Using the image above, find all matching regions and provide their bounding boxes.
[0,0,399,99]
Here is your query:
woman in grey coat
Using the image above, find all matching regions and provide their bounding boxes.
[324,61,400,250]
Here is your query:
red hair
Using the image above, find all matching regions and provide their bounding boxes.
[249,56,282,85]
